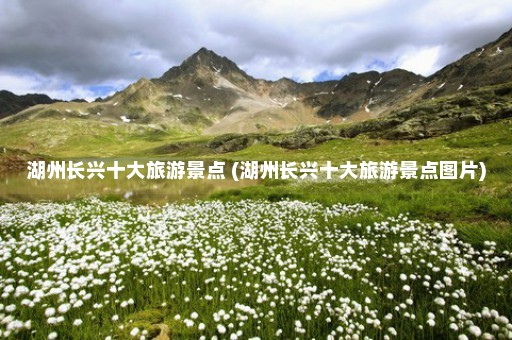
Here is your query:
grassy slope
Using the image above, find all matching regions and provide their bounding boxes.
[210,119,512,251]
[0,118,199,158]
[0,115,511,250]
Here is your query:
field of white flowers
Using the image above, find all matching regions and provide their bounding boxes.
[0,198,511,339]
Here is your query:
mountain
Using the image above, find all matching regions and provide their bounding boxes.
[1,27,511,136]
[0,90,57,119]
[304,69,424,121]
[159,47,258,92]
[423,27,512,99]
[0,48,335,134]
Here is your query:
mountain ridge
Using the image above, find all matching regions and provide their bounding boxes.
[0,90,58,120]
[1,27,511,136]
[423,27,512,99]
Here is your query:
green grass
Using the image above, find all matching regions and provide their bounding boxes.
[0,199,511,339]
[1,117,511,250]
[0,118,511,338]
[209,119,512,251]
[0,118,198,158]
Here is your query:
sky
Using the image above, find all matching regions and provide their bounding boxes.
[0,0,511,101]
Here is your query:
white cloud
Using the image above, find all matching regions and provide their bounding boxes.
[0,71,125,101]
[240,56,331,82]
[0,73,41,94]
[397,46,442,76]
[44,87,106,103]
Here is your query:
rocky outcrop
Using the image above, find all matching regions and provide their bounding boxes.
[277,126,340,149]
[379,83,512,139]
[207,133,270,153]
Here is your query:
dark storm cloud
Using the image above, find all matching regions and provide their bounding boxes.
[0,0,194,83]
[0,0,511,99]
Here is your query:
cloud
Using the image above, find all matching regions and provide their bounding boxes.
[0,72,41,95]
[0,70,127,102]
[0,0,511,99]
[397,46,442,76]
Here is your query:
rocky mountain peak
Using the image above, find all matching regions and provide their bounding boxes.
[183,47,226,69]
[159,47,251,83]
